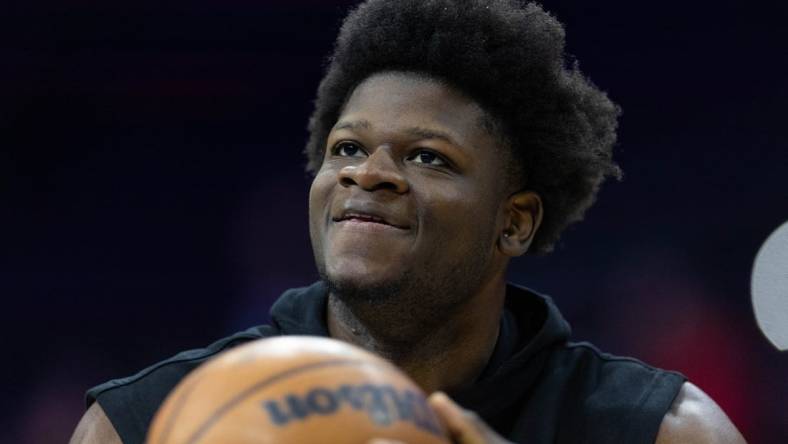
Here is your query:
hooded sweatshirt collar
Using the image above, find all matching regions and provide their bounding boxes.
[268,280,572,418]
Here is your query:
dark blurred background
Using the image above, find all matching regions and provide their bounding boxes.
[2,0,786,442]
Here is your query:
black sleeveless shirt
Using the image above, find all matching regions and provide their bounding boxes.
[86,282,685,443]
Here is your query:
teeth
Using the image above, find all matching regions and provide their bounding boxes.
[347,213,383,223]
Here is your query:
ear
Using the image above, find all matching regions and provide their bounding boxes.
[498,191,543,257]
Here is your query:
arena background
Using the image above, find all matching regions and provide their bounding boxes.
[2,1,787,442]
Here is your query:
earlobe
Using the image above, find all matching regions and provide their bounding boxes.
[498,191,543,257]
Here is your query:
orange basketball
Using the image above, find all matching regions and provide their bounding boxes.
[146,336,450,444]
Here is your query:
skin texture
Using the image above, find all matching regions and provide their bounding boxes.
[370,384,747,444]
[311,72,541,395]
[69,72,746,443]
[69,402,121,444]
[655,382,747,444]
[70,384,748,444]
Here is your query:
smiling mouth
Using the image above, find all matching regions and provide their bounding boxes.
[333,212,410,230]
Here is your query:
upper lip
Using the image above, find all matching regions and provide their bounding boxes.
[332,204,411,229]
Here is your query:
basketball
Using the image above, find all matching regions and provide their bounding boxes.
[146,336,450,444]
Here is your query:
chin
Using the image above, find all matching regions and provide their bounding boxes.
[326,269,397,293]
[321,263,407,306]
[327,255,399,285]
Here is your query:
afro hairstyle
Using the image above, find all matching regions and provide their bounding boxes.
[304,0,622,254]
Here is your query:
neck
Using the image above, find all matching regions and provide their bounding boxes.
[326,273,507,394]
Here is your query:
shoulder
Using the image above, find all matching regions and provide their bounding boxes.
[545,342,688,442]
[89,325,273,402]
[656,382,746,443]
[69,402,121,444]
[84,325,277,443]
[556,342,687,398]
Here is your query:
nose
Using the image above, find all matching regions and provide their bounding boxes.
[338,147,409,194]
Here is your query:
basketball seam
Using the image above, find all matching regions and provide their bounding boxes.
[185,359,384,444]
[154,371,205,444]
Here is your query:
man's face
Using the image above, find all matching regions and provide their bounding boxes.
[309,72,510,305]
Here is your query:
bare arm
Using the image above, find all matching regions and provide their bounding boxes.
[69,402,123,444]
[72,382,742,444]
[656,382,747,444]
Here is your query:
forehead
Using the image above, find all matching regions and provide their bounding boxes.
[338,72,492,148]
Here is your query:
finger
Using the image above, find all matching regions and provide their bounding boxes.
[428,392,488,443]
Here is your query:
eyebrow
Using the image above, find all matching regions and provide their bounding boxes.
[332,119,458,145]
[332,120,371,131]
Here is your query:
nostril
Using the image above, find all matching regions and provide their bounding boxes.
[374,182,399,192]
[337,162,408,193]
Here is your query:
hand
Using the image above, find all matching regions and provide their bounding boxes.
[368,392,513,444]
[428,392,513,444]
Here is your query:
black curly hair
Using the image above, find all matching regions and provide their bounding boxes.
[305,0,622,254]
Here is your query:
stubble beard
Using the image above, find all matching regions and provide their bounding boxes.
[318,240,494,350]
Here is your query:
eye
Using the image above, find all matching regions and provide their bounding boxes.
[408,150,447,167]
[333,142,366,158]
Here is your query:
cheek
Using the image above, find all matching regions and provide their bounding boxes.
[417,183,498,247]
[308,170,336,247]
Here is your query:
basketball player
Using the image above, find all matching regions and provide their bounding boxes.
[71,1,746,443]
